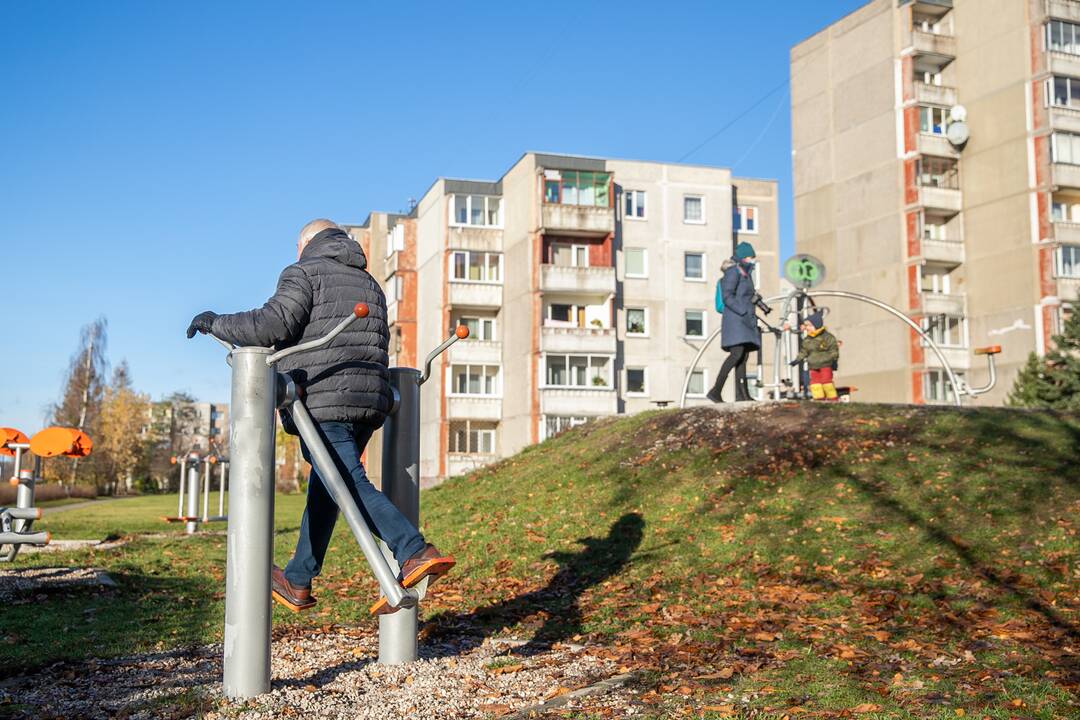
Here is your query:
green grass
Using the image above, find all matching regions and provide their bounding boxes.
[3,403,1078,718]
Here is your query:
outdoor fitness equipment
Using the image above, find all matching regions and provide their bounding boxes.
[0,426,93,561]
[163,452,228,534]
[202,302,468,699]
[680,259,1003,407]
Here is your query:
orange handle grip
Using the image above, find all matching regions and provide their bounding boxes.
[354,302,370,318]
[455,325,470,339]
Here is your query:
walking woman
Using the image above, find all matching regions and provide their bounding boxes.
[707,242,760,403]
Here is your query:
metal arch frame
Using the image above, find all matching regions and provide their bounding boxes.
[680,289,968,408]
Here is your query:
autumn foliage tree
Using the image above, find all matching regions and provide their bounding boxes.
[47,318,108,486]
[98,361,151,495]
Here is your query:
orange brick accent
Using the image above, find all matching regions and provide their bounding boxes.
[396,220,419,369]
[901,55,914,104]
[904,158,919,206]
[905,211,921,260]
[906,264,921,312]
[910,370,924,405]
[903,105,918,155]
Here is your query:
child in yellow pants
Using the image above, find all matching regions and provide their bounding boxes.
[789,311,840,401]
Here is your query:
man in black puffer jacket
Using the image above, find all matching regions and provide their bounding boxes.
[186,219,454,615]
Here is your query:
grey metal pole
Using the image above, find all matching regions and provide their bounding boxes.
[12,449,32,533]
[185,464,200,534]
[219,462,227,518]
[379,368,422,664]
[176,458,187,519]
[202,459,211,522]
[222,347,276,700]
[288,399,415,611]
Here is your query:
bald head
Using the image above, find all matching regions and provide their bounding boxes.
[297,218,341,258]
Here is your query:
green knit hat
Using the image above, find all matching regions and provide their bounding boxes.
[734,241,756,259]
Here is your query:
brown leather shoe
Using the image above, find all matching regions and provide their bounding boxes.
[369,544,455,616]
[271,564,316,612]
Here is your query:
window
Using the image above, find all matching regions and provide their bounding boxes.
[455,315,496,341]
[626,368,647,396]
[916,156,960,189]
[924,370,965,404]
[685,310,706,338]
[734,205,758,234]
[683,195,705,223]
[542,170,611,207]
[686,369,706,397]
[386,274,403,304]
[1052,132,1080,165]
[1049,19,1080,56]
[626,308,647,336]
[549,242,589,267]
[624,189,646,219]
[913,13,949,35]
[545,354,613,388]
[451,251,502,283]
[546,303,605,329]
[451,364,500,395]
[449,421,497,455]
[922,314,966,348]
[684,252,705,281]
[450,195,502,227]
[919,105,950,135]
[385,224,405,258]
[1057,245,1080,278]
[625,247,647,278]
[544,415,588,439]
[922,213,949,241]
[1051,196,1080,222]
[920,266,952,294]
[1050,76,1080,109]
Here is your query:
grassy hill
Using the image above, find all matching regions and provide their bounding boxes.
[4,403,1079,718]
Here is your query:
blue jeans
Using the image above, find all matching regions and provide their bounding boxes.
[283,421,427,588]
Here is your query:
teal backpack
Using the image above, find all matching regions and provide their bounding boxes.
[714,279,724,313]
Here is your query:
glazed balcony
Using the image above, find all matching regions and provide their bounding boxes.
[540,326,616,354]
[448,281,503,308]
[538,387,617,417]
[539,265,616,296]
[446,396,502,421]
[447,225,503,253]
[448,340,503,365]
[540,204,615,237]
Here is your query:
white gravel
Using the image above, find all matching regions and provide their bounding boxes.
[0,566,116,601]
[0,627,628,720]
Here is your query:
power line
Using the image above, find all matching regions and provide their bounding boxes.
[677,78,790,163]
[732,88,789,170]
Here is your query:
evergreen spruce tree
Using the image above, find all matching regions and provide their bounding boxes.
[1008,303,1080,411]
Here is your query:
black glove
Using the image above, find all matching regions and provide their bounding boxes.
[186,311,218,339]
[789,359,802,367]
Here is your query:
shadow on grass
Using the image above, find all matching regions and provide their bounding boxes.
[423,512,646,657]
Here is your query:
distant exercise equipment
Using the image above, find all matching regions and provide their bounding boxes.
[0,426,93,561]
[681,255,1003,407]
[199,302,467,699]
[162,452,227,534]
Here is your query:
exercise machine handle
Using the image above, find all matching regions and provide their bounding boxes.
[266,303,370,366]
[419,325,469,385]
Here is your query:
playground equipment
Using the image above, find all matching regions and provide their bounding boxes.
[202,302,467,698]
[0,426,93,561]
[681,256,1003,408]
[163,452,227,534]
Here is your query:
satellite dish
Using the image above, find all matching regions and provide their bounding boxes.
[949,105,967,122]
[947,120,970,148]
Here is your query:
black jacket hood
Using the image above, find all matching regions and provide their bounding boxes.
[301,228,367,270]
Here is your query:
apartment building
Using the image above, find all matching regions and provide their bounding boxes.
[792,0,1080,405]
[350,152,778,485]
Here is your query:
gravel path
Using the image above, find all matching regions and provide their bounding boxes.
[0,566,116,602]
[0,628,637,719]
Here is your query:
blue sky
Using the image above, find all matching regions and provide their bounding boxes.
[0,0,865,432]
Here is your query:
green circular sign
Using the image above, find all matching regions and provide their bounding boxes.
[783,254,827,289]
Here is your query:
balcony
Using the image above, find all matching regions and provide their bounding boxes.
[1049,51,1080,79]
[917,186,963,213]
[908,30,956,62]
[539,387,617,417]
[922,346,971,371]
[1054,220,1080,244]
[921,291,966,316]
[446,396,502,421]
[1050,104,1080,135]
[448,340,503,365]
[1058,275,1080,300]
[384,251,399,280]
[917,132,959,158]
[447,454,498,478]
[540,326,616,354]
[386,301,398,327]
[921,238,965,266]
[541,203,615,237]
[540,265,616,296]
[1048,0,1080,23]
[447,225,503,253]
[915,83,957,107]
[448,281,503,308]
